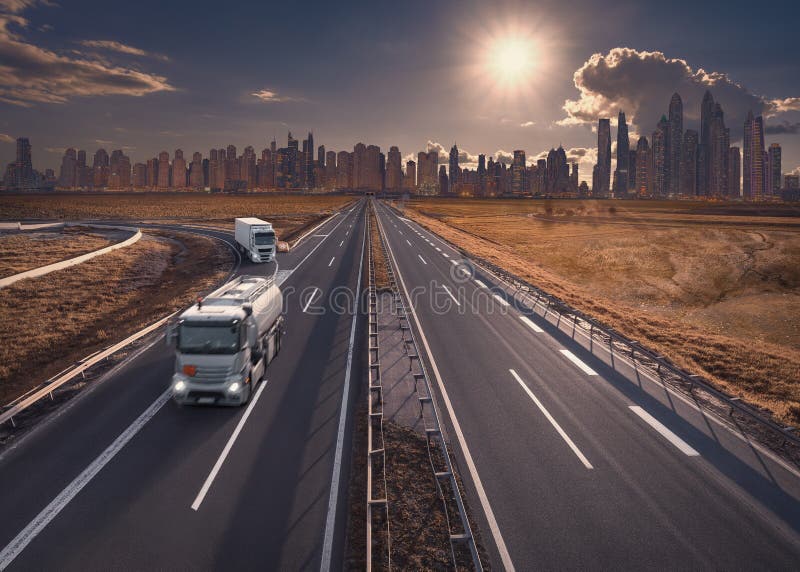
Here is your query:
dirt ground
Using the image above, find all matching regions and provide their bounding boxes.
[0,230,231,402]
[396,198,800,426]
[0,227,114,278]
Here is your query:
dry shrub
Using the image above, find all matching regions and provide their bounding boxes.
[0,228,113,278]
[0,231,230,402]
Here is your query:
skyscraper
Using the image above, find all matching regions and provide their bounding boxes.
[768,143,781,196]
[728,147,741,198]
[743,111,766,200]
[477,154,486,196]
[668,92,683,195]
[449,144,460,190]
[614,111,630,196]
[190,152,203,189]
[386,146,402,191]
[635,136,649,196]
[681,129,698,196]
[698,90,715,195]
[173,149,186,188]
[709,104,729,196]
[157,150,170,189]
[512,150,526,195]
[405,160,416,190]
[595,118,611,196]
[651,116,668,197]
[59,148,77,188]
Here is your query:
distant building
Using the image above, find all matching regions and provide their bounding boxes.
[784,174,799,189]
[680,129,698,196]
[614,111,630,196]
[667,92,683,195]
[173,149,187,189]
[189,152,203,189]
[59,148,77,188]
[157,151,170,189]
[651,116,668,196]
[386,146,402,191]
[404,160,416,191]
[768,143,781,196]
[595,118,611,196]
[709,104,729,196]
[743,111,766,200]
[728,147,741,198]
[449,144,460,190]
[512,150,526,195]
[698,90,715,195]
[438,165,448,195]
[635,136,649,196]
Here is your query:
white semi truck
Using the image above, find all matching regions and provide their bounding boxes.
[235,217,276,263]
[169,275,284,406]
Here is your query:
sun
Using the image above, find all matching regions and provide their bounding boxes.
[486,35,537,90]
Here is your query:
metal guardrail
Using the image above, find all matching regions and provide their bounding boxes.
[0,313,175,428]
[372,200,483,571]
[365,208,391,570]
[386,202,800,461]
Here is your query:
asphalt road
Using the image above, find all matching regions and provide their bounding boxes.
[0,199,367,571]
[373,199,800,570]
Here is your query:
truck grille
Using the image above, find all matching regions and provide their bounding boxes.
[193,365,229,383]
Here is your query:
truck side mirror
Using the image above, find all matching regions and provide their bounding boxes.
[246,323,258,348]
[243,304,253,316]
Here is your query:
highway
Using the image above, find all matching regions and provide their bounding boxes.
[0,199,367,570]
[373,199,800,570]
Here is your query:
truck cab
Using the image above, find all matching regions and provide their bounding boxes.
[235,217,276,263]
[169,276,283,406]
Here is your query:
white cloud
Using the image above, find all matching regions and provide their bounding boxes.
[559,47,800,139]
[0,7,174,106]
[520,121,535,128]
[79,39,169,62]
[0,132,14,143]
[251,89,305,103]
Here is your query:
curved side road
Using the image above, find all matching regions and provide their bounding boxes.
[0,224,142,289]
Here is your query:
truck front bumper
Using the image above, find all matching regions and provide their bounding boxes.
[171,377,249,406]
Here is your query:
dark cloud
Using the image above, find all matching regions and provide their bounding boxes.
[765,121,800,135]
[560,47,800,140]
[0,7,173,107]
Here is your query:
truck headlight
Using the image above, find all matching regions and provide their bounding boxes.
[173,380,187,393]
[227,382,241,393]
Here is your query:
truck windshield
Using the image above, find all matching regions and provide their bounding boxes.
[255,232,275,246]
[178,322,239,354]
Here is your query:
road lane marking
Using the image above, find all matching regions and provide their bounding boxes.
[493,293,509,307]
[450,259,457,265]
[474,279,487,288]
[320,213,366,571]
[191,380,271,510]
[441,284,460,306]
[520,315,544,333]
[0,390,171,569]
[443,253,450,258]
[379,213,516,572]
[338,240,344,247]
[509,369,594,469]
[418,254,427,265]
[328,256,335,267]
[629,406,700,456]
[559,349,598,376]
[406,239,412,246]
[435,247,441,252]
[302,288,320,313]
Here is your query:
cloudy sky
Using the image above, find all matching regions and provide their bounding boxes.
[1,0,799,182]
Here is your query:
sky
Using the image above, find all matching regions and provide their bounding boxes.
[1,0,799,183]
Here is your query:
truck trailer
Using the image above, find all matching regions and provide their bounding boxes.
[235,217,276,263]
[169,275,284,406]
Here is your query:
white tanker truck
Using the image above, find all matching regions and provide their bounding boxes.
[168,275,284,406]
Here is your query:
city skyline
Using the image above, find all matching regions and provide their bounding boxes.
[0,0,799,182]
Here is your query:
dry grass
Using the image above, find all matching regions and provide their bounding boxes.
[369,206,391,291]
[396,198,800,426]
[0,230,230,402]
[0,228,113,278]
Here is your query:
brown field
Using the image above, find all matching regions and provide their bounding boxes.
[0,192,350,228]
[396,198,800,425]
[0,228,114,278]
[369,206,390,290]
[0,230,230,402]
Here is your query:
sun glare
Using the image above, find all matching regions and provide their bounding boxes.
[488,36,536,88]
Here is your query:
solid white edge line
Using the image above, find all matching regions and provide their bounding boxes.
[441,284,460,306]
[378,206,516,572]
[519,315,544,333]
[328,256,335,267]
[493,293,510,307]
[559,349,598,376]
[418,254,427,265]
[191,380,270,510]
[0,390,172,569]
[629,406,700,457]
[509,369,594,470]
[474,279,487,289]
[320,207,366,572]
[302,288,320,313]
